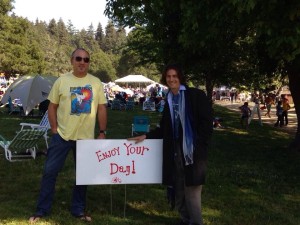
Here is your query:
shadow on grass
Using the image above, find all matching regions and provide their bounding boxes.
[0,105,299,224]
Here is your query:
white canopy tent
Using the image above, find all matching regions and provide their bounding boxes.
[115,75,155,87]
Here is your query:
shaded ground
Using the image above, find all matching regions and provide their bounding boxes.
[214,100,297,135]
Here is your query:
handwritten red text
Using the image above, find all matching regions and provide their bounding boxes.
[110,160,136,176]
[124,143,149,156]
[95,147,120,162]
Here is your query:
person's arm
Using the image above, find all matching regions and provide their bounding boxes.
[97,104,107,139]
[48,102,58,134]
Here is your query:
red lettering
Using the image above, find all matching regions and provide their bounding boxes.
[124,143,149,156]
[110,161,136,176]
[96,147,120,163]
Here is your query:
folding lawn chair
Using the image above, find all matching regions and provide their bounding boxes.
[0,129,47,162]
[19,110,50,148]
[131,115,150,136]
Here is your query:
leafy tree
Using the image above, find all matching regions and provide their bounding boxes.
[0,0,13,15]
[66,20,77,36]
[116,30,160,80]
[57,18,70,46]
[95,22,105,50]
[90,50,117,82]
[0,15,38,74]
[47,19,58,37]
[86,24,104,52]
[33,20,58,75]
[105,0,239,99]
[103,20,118,53]
[230,0,300,150]
[0,1,160,84]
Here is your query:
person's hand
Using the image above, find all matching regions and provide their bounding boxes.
[51,129,58,134]
[127,135,146,144]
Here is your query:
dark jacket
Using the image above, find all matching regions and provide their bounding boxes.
[146,87,213,186]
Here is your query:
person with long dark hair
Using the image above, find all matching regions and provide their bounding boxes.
[128,64,213,225]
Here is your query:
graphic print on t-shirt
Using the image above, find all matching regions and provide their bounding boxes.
[70,85,93,114]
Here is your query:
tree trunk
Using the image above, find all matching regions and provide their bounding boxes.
[205,76,214,105]
[287,62,300,152]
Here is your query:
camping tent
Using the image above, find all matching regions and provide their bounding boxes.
[115,75,155,87]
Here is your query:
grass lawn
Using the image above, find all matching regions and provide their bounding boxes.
[0,104,299,225]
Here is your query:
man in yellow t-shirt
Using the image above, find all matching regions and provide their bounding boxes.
[29,48,107,223]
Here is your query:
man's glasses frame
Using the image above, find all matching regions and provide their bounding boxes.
[74,56,90,63]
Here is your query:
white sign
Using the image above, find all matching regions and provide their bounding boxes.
[142,101,156,111]
[76,139,163,185]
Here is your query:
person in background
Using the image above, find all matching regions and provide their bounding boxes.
[29,48,107,223]
[264,94,274,118]
[282,95,291,126]
[239,102,251,129]
[38,99,50,116]
[128,64,213,225]
[274,100,284,127]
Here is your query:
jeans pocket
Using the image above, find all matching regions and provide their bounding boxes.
[50,133,65,147]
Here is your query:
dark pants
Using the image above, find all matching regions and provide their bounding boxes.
[282,110,288,125]
[174,141,203,225]
[275,114,284,127]
[35,133,87,216]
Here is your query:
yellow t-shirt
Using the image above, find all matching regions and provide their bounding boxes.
[48,72,107,140]
[282,100,290,111]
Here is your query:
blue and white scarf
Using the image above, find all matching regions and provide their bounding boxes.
[168,85,194,165]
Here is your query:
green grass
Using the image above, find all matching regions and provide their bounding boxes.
[0,104,299,225]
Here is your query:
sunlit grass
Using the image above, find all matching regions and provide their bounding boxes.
[0,104,299,224]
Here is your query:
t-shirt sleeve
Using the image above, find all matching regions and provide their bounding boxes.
[97,81,107,105]
[48,79,60,104]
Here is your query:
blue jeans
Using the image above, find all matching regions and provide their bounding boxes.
[35,133,87,216]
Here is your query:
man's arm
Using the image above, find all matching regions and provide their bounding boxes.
[97,104,107,139]
[48,102,59,134]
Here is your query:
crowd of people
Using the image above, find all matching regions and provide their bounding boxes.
[104,83,167,112]
[0,75,168,114]
[236,93,292,129]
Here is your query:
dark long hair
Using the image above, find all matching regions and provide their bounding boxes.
[160,64,186,86]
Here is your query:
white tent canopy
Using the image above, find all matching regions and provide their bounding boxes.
[115,75,155,84]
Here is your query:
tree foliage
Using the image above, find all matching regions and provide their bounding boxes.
[0,0,158,81]
[105,0,300,149]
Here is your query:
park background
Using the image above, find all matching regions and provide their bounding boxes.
[0,103,299,224]
[0,0,300,224]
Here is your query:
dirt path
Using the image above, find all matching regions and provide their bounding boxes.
[214,100,298,136]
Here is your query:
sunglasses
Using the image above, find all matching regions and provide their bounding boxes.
[74,56,90,63]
